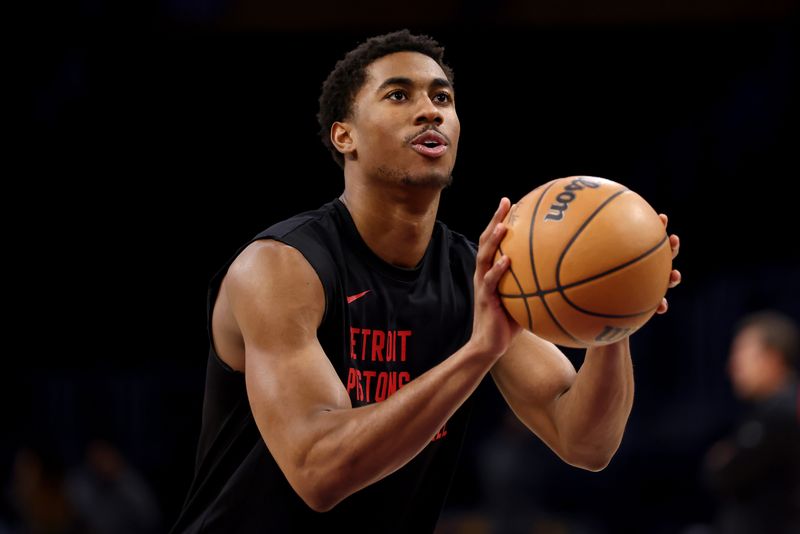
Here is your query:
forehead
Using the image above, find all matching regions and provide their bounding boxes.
[734,327,763,350]
[363,51,449,89]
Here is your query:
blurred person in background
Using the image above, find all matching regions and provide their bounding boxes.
[66,439,160,534]
[7,444,83,534]
[3,438,160,534]
[704,310,800,534]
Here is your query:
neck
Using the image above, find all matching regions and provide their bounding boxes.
[339,178,442,269]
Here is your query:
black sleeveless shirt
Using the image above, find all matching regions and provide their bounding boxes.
[171,199,479,533]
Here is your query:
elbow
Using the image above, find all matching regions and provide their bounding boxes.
[293,472,342,513]
[570,454,612,473]
[562,446,616,473]
[284,416,365,512]
[292,461,351,513]
[300,490,338,514]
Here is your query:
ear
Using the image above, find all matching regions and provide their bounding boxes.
[331,121,356,158]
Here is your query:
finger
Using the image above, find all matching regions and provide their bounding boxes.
[669,269,681,288]
[483,255,510,290]
[670,234,680,259]
[479,198,511,246]
[476,199,511,273]
[659,213,668,228]
[656,297,668,314]
[497,197,512,220]
[477,223,509,276]
[489,222,508,248]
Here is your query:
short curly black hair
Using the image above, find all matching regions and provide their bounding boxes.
[317,29,455,169]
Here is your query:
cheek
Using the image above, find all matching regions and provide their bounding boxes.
[736,352,765,382]
[449,113,461,142]
[360,121,401,154]
[729,352,750,379]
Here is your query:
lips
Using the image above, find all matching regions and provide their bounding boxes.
[410,130,449,158]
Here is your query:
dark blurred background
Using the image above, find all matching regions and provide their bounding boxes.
[10,1,800,533]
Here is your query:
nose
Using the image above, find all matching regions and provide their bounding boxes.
[414,96,443,125]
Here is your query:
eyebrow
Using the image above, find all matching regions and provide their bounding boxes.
[376,76,453,93]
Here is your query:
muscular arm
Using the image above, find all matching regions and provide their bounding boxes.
[491,215,680,471]
[226,203,513,512]
[491,333,633,471]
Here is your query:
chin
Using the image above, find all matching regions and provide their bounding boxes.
[400,172,453,189]
[375,164,453,189]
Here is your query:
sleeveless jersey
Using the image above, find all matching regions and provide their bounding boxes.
[171,198,478,533]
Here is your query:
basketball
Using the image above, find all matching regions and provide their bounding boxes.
[495,176,672,348]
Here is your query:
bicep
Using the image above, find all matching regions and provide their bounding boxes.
[490,330,576,447]
[225,241,351,479]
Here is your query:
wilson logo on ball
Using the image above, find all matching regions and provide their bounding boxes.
[544,177,601,222]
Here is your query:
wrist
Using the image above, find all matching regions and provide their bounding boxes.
[586,336,630,357]
[463,337,504,365]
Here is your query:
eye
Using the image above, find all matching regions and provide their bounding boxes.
[386,90,407,101]
[433,92,453,104]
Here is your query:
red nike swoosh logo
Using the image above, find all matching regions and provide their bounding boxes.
[347,290,371,304]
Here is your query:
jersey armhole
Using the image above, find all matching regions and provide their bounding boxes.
[205,234,338,376]
[263,236,337,327]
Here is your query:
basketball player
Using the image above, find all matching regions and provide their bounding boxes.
[171,30,681,532]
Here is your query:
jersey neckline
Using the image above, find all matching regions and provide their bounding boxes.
[332,197,437,284]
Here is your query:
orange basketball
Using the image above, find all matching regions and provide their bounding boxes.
[495,176,672,348]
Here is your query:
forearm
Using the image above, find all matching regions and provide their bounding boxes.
[305,341,494,510]
[553,337,634,470]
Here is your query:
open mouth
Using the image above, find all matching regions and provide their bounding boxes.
[410,131,449,158]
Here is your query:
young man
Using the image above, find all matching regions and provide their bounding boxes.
[171,30,681,532]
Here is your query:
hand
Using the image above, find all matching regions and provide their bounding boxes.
[470,198,522,360]
[656,213,681,314]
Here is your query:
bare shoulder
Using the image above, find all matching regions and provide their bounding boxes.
[212,240,326,370]
[225,239,326,338]
[227,239,309,284]
[226,240,318,294]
